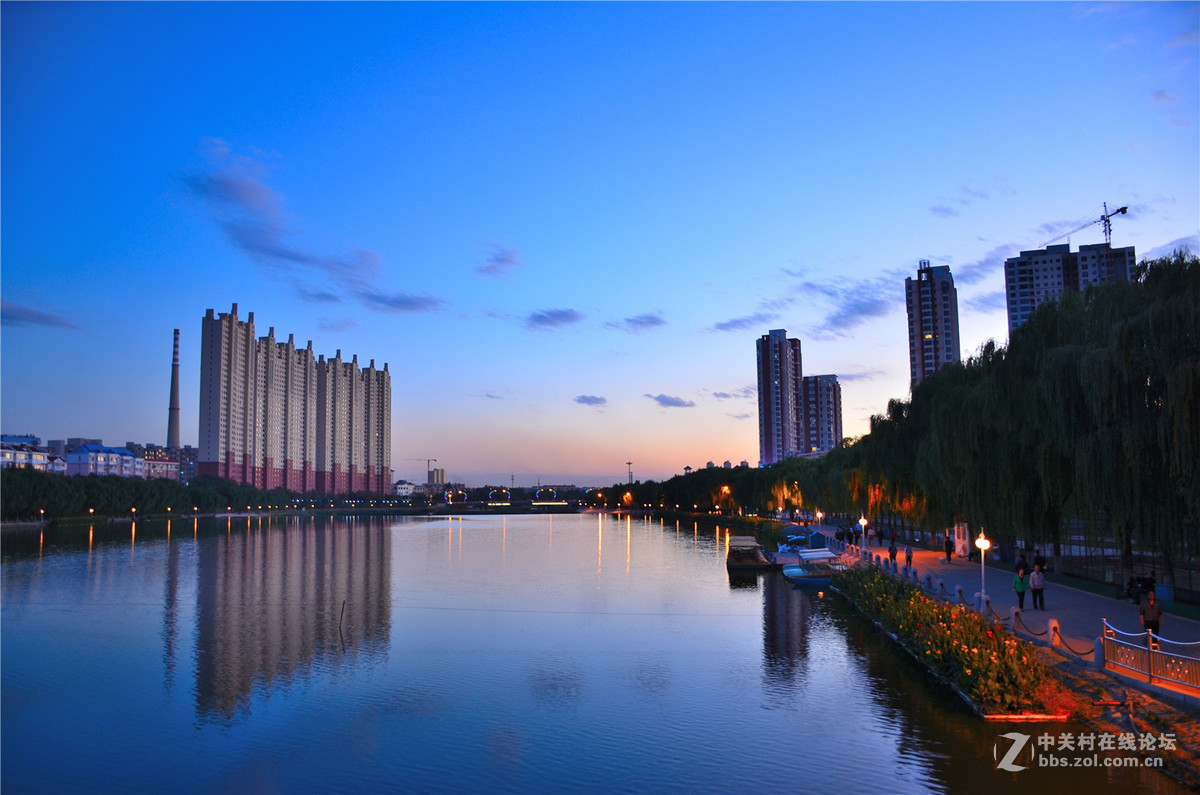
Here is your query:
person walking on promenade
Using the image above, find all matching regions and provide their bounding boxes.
[904,544,913,569]
[1140,590,1163,639]
[1012,569,1030,610]
[1029,564,1045,610]
[943,534,954,564]
[888,539,897,564]
[1015,551,1029,577]
[1033,548,1046,571]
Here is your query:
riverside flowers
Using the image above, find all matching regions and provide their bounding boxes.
[832,567,1078,716]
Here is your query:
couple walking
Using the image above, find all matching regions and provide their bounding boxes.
[1012,563,1046,610]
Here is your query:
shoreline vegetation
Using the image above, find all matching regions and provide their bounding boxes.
[830,566,1081,717]
[831,566,1200,788]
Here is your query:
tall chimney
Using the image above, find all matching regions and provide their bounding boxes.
[167,328,181,449]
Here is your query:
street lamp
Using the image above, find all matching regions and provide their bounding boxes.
[976,529,991,602]
[858,515,868,549]
[815,510,823,526]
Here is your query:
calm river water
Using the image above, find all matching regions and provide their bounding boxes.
[1,513,1182,793]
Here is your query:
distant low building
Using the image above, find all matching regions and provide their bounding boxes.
[65,444,145,478]
[126,442,181,481]
[0,441,65,474]
[391,480,415,497]
[50,438,103,456]
[177,445,198,485]
[1,434,42,445]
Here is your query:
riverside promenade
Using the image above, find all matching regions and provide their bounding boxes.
[810,525,1200,706]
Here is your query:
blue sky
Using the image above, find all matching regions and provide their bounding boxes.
[2,2,1197,487]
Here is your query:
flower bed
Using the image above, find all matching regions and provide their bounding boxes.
[831,566,1079,717]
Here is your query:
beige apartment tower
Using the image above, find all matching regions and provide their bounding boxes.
[199,304,391,494]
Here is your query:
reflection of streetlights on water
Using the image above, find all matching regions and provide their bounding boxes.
[976,530,991,603]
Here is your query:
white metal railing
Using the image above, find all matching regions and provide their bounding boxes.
[1102,620,1200,691]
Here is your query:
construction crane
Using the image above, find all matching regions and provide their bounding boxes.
[1042,203,1128,247]
[403,457,438,483]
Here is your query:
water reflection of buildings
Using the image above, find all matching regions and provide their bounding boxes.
[760,572,812,683]
[193,517,391,722]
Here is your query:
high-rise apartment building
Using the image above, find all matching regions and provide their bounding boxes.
[756,329,803,466]
[199,304,391,495]
[801,375,842,456]
[905,261,961,387]
[1004,243,1136,332]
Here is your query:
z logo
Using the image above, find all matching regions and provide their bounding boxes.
[994,732,1032,772]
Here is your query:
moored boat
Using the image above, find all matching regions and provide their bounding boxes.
[781,548,844,585]
[726,536,772,570]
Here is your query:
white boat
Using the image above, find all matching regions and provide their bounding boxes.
[781,548,844,584]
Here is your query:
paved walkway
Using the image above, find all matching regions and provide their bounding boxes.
[835,532,1200,645]
[799,525,1199,702]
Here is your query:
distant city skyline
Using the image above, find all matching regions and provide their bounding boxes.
[2,3,1197,487]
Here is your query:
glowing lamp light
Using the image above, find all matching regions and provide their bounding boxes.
[975,530,990,600]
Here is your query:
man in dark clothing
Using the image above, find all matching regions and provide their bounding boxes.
[1033,548,1047,571]
[944,534,953,563]
[1140,590,1163,637]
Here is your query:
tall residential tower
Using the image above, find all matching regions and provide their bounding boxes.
[905,261,961,387]
[199,304,391,494]
[801,374,842,456]
[756,329,803,466]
